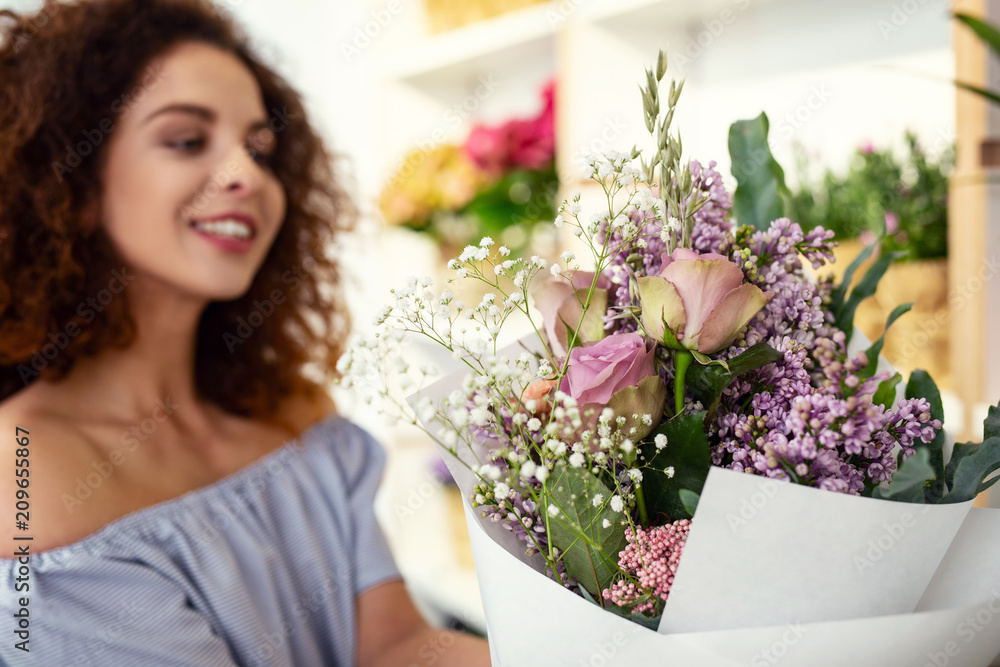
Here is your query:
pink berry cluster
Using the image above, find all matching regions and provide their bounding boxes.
[602,519,691,615]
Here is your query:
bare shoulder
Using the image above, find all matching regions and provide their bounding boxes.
[0,391,102,556]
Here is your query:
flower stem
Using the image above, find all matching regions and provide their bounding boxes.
[635,482,649,528]
[674,349,693,416]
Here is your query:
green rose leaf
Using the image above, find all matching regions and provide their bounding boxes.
[685,342,783,423]
[545,462,627,600]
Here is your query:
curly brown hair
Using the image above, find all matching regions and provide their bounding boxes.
[0,0,354,425]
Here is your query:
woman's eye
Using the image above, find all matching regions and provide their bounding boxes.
[169,137,204,151]
[246,143,275,167]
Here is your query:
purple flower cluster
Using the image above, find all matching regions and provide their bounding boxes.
[708,223,942,493]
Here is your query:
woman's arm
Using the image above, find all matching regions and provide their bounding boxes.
[356,579,490,667]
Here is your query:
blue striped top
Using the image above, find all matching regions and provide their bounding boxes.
[0,415,401,666]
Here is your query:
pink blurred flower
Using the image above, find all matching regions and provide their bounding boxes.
[637,248,773,355]
[463,79,555,174]
[884,211,899,234]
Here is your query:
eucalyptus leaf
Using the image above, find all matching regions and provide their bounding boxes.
[642,413,712,522]
[546,463,628,599]
[938,437,1000,504]
[905,370,947,501]
[873,449,934,503]
[984,402,1000,441]
[728,112,790,231]
[945,442,979,490]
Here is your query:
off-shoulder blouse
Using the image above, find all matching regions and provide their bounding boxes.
[0,414,400,666]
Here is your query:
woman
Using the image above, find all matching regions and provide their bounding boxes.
[0,1,490,664]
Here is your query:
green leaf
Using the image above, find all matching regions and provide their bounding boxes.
[955,13,1000,62]
[829,242,875,316]
[834,250,906,345]
[862,302,913,378]
[984,402,1000,441]
[905,369,947,501]
[545,463,628,599]
[938,437,1000,504]
[872,372,902,409]
[679,489,700,516]
[946,442,979,490]
[642,413,712,521]
[873,448,935,503]
[686,343,783,422]
[728,112,790,231]
[954,80,1000,107]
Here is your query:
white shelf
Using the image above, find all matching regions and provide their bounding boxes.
[381,3,557,85]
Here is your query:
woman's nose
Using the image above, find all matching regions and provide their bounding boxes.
[220,143,266,195]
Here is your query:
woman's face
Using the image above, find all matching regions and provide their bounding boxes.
[99,41,287,302]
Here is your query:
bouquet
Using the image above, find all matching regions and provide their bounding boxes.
[343,52,1000,665]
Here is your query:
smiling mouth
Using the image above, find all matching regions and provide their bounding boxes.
[189,218,256,241]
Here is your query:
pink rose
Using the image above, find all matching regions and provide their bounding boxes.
[559,333,666,440]
[531,271,610,358]
[637,248,773,355]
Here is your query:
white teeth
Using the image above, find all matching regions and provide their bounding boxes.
[192,218,253,240]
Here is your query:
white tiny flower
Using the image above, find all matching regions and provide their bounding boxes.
[480,236,494,248]
[470,407,491,425]
[520,461,537,480]
[547,503,560,517]
[535,466,550,483]
[554,214,564,228]
[569,452,585,468]
[498,246,511,257]
[494,482,510,500]
[654,433,668,450]
[620,439,634,454]
[602,518,612,529]
[665,466,675,478]
[609,495,624,513]
[591,493,604,508]
[561,251,575,263]
[527,417,542,431]
[550,264,562,277]
[628,469,643,482]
